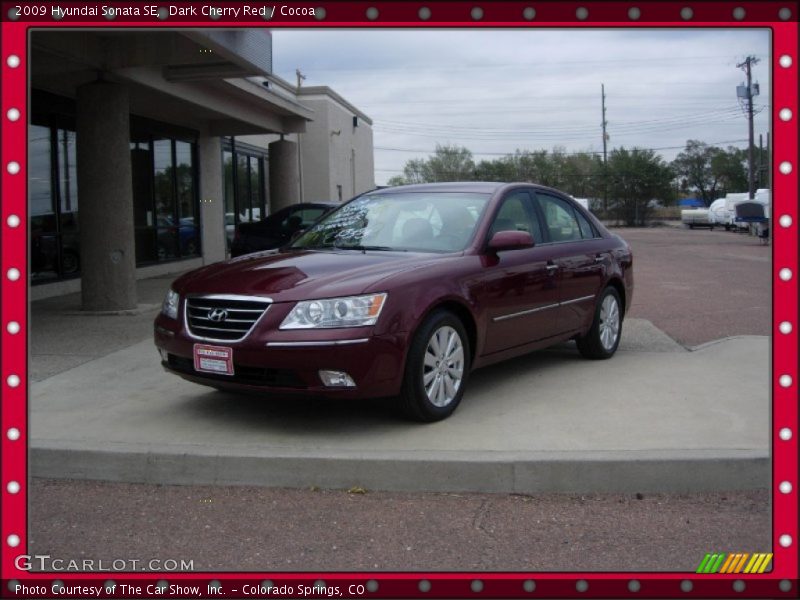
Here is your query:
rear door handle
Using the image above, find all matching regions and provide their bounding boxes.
[594,254,605,263]
[546,262,559,272]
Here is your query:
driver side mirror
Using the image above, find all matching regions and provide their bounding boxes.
[488,230,534,251]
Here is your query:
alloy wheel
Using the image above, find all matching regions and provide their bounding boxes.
[599,294,620,351]
[422,325,465,408]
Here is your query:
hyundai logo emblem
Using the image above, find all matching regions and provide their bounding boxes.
[208,308,228,322]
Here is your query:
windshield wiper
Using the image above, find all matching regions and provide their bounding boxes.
[333,244,400,252]
[290,244,334,251]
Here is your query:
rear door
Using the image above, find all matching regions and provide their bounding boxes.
[533,192,606,334]
[473,190,563,355]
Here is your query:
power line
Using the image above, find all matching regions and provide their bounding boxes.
[372,105,748,133]
[360,94,766,106]
[374,139,749,157]
[292,55,742,74]
[374,113,747,142]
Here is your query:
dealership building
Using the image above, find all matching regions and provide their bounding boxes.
[29,29,375,305]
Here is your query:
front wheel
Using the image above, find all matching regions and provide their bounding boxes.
[576,287,623,360]
[398,310,470,422]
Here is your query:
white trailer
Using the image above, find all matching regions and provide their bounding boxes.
[722,190,771,231]
[681,208,712,228]
[708,198,728,228]
[723,193,750,230]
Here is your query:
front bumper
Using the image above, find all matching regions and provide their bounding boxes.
[154,312,408,399]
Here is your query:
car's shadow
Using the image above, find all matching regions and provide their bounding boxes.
[175,342,584,435]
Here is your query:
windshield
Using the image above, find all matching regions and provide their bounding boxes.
[290,192,490,253]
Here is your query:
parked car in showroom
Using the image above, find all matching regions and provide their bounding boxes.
[230,202,337,257]
[155,182,633,421]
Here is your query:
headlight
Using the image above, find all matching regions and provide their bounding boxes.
[161,288,180,320]
[280,293,387,329]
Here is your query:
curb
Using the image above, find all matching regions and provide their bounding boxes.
[31,445,770,494]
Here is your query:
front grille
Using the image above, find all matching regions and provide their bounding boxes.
[185,296,270,341]
[166,354,306,388]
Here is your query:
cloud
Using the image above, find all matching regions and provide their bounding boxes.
[273,29,770,185]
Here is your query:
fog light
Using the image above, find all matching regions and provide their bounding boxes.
[319,370,356,388]
[159,348,168,362]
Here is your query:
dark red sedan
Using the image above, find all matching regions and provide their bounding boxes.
[155,182,633,421]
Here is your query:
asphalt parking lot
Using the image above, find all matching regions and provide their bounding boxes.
[620,226,771,346]
[28,225,772,572]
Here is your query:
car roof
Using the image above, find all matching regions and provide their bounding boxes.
[368,182,573,197]
[373,182,506,194]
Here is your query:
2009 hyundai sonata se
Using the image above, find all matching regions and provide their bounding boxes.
[155,182,633,421]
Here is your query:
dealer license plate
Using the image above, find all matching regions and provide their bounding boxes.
[193,344,234,376]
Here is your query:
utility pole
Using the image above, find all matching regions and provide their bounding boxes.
[295,68,306,89]
[767,132,771,189]
[601,84,608,212]
[736,56,759,199]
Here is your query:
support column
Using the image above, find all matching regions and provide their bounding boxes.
[268,139,300,212]
[76,81,136,311]
[198,136,226,264]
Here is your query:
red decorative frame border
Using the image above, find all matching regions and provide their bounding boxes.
[1,1,797,598]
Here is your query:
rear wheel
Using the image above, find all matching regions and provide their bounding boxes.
[576,287,622,360]
[398,310,470,422]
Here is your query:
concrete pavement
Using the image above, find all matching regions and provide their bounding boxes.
[30,319,770,493]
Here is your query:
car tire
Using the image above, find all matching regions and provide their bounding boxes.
[398,310,471,422]
[576,286,623,360]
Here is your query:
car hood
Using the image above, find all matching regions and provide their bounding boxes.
[174,249,445,302]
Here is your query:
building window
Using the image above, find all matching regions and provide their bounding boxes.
[132,137,200,264]
[30,92,201,283]
[29,124,80,282]
[223,139,266,249]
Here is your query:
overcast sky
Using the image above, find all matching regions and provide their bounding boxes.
[272,29,771,186]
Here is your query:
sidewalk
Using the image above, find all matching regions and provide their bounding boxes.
[30,279,770,493]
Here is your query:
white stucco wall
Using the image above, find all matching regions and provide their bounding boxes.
[240,86,374,206]
[298,92,375,203]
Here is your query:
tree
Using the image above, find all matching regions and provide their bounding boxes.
[387,145,475,185]
[672,140,747,206]
[710,146,748,196]
[425,144,475,182]
[388,158,429,186]
[672,140,717,205]
[474,156,516,181]
[559,152,604,199]
[606,147,673,226]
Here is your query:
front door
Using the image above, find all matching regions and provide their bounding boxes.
[473,191,562,355]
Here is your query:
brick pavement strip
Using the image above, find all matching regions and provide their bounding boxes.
[29,479,770,572]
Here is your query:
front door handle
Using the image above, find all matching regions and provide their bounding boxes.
[546,262,559,272]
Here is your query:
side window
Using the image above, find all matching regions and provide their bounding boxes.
[299,208,327,227]
[535,193,583,243]
[489,191,543,243]
[574,210,597,239]
[281,209,304,229]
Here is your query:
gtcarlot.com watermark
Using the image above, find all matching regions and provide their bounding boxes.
[15,554,194,571]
